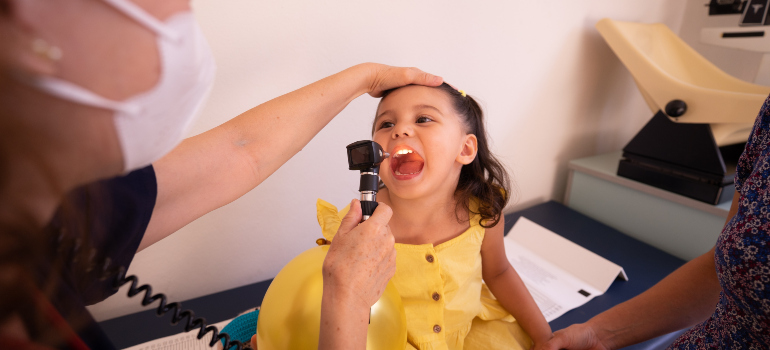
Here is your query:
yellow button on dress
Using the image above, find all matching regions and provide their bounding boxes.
[317,199,532,350]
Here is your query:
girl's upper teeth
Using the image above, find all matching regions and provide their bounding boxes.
[395,149,412,156]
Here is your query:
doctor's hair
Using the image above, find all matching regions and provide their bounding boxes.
[0,152,77,346]
[375,83,511,228]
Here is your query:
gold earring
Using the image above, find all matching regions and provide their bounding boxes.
[32,38,63,61]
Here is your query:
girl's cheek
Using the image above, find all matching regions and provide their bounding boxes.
[380,174,394,189]
[372,132,385,143]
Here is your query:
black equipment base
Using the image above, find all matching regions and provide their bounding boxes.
[617,111,743,205]
[617,158,734,204]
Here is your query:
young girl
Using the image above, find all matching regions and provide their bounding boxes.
[317,83,552,349]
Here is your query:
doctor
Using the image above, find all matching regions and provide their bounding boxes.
[0,0,442,349]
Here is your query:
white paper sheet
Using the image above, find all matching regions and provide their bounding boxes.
[123,318,233,350]
[504,217,627,322]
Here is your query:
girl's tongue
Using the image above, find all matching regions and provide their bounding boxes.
[391,151,424,176]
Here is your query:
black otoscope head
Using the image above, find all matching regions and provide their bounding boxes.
[346,140,388,172]
[346,140,389,221]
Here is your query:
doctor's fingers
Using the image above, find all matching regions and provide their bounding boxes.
[367,65,443,98]
[337,199,363,236]
[371,206,396,273]
[334,200,391,243]
[379,221,396,275]
[358,220,396,294]
[368,243,396,301]
[358,224,395,270]
[541,324,608,350]
[384,246,397,280]
[357,203,395,244]
[364,202,393,228]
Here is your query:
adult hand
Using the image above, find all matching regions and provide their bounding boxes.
[540,323,611,350]
[323,199,396,309]
[319,200,396,349]
[361,63,443,97]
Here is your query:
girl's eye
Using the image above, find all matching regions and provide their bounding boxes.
[416,116,433,123]
[378,121,394,129]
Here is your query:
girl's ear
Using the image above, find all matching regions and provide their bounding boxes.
[457,134,478,165]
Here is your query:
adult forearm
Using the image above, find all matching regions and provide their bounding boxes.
[142,64,439,250]
[588,247,721,349]
[317,200,395,349]
[543,194,739,350]
[586,192,740,349]
[318,286,370,350]
[143,64,373,249]
[230,64,372,186]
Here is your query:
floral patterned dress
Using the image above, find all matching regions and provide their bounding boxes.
[668,97,770,349]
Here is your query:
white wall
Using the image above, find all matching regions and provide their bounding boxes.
[89,0,687,321]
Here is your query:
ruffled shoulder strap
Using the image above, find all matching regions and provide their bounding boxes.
[469,197,484,228]
[316,199,351,241]
[469,191,506,228]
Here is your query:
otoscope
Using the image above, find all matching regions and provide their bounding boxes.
[346,140,389,221]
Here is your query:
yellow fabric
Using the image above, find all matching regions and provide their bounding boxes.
[316,199,532,350]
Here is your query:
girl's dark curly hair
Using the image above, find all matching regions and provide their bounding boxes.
[375,83,511,228]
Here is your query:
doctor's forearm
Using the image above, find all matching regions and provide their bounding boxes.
[144,64,379,249]
[231,64,370,180]
[223,63,439,188]
[142,64,439,250]
[319,285,370,350]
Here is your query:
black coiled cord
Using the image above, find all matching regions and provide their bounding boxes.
[106,265,245,350]
[57,233,246,350]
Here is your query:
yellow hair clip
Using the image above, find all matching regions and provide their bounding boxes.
[458,89,467,97]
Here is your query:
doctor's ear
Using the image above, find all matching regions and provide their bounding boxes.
[0,0,58,77]
[457,134,478,165]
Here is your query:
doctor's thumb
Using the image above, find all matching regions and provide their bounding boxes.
[337,199,363,235]
[365,202,393,227]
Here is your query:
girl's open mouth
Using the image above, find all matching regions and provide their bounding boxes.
[390,148,424,180]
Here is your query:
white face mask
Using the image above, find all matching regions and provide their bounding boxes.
[30,0,216,172]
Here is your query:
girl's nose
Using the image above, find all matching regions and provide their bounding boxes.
[393,131,409,138]
[392,125,412,139]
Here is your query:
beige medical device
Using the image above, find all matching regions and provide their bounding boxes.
[596,18,770,204]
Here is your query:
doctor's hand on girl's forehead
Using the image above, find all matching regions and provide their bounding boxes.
[364,64,443,97]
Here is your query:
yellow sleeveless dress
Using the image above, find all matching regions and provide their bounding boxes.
[316,199,532,350]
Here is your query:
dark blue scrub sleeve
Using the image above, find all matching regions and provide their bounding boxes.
[42,165,157,349]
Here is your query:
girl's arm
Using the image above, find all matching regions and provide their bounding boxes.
[481,215,553,347]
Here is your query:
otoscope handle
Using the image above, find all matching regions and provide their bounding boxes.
[361,200,379,221]
[359,173,380,192]
[359,168,380,221]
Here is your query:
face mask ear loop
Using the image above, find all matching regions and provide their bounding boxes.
[100,0,182,42]
[30,76,141,116]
